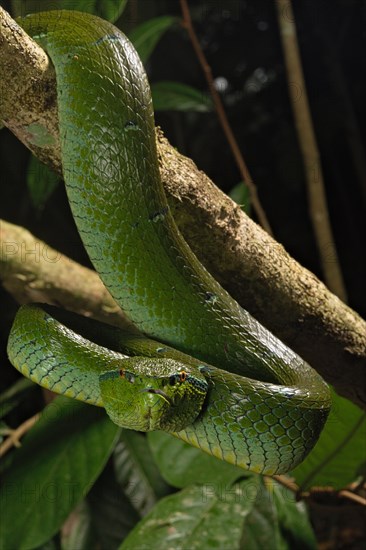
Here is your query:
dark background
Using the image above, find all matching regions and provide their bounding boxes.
[1,0,365,390]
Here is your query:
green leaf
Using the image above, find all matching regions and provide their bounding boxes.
[121,475,313,550]
[148,431,243,489]
[147,437,316,549]
[96,0,128,22]
[239,478,316,549]
[27,156,59,211]
[114,430,171,515]
[0,378,35,419]
[12,0,128,22]
[229,181,251,214]
[129,16,178,64]
[291,388,366,490]
[0,397,119,550]
[87,460,140,549]
[239,478,284,550]
[151,81,212,112]
[33,538,60,550]
[272,481,316,549]
[61,501,96,550]
[120,477,261,550]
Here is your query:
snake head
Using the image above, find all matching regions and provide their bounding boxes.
[99,357,208,432]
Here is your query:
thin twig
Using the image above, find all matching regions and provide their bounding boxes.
[271,475,366,506]
[0,413,40,457]
[179,0,273,235]
[301,486,366,506]
[338,490,366,506]
[351,477,366,493]
[275,0,347,302]
[270,474,299,493]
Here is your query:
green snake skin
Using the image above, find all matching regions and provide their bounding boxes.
[7,11,331,475]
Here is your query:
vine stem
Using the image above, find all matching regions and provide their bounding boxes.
[0,412,40,457]
[275,0,347,302]
[179,0,273,236]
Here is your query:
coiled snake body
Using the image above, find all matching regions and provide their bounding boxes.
[7,11,331,475]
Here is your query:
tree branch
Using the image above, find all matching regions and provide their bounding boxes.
[1,7,365,409]
[0,219,135,331]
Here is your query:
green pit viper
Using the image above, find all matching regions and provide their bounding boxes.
[7,10,331,475]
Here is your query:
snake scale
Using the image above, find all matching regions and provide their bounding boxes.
[7,11,331,475]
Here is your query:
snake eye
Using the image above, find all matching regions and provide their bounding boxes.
[169,375,177,386]
[126,372,135,383]
[119,369,135,383]
[169,372,187,385]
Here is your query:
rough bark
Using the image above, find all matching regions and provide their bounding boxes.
[1,7,365,408]
[0,219,136,331]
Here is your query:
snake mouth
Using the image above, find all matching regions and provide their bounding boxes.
[140,388,173,405]
[140,388,175,431]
